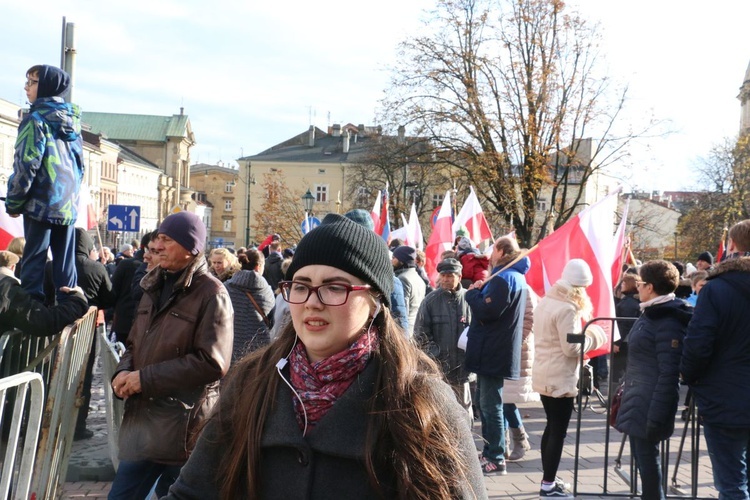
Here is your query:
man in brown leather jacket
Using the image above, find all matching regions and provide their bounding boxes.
[109,212,233,499]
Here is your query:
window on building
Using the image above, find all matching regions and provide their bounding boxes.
[432,193,442,209]
[223,219,232,232]
[315,184,328,203]
[225,181,234,193]
[318,169,326,174]
[225,200,232,211]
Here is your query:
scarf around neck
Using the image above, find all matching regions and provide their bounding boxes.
[639,293,676,311]
[289,327,379,433]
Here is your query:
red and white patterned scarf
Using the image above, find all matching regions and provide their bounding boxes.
[289,327,379,432]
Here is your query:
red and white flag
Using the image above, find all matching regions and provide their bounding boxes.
[526,188,622,357]
[424,190,454,286]
[611,197,630,285]
[370,189,382,233]
[406,203,424,250]
[453,186,493,246]
[75,183,98,231]
[0,201,23,251]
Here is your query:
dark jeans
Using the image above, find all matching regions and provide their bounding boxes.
[21,218,76,303]
[504,403,522,429]
[108,459,182,499]
[630,435,665,500]
[476,374,506,462]
[540,395,574,482]
[75,334,97,434]
[703,423,750,499]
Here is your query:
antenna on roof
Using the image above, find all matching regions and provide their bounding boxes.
[308,105,312,126]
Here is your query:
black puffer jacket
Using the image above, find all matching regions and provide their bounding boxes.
[74,228,115,308]
[615,299,691,440]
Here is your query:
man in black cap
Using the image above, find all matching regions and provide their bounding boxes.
[696,251,714,271]
[392,245,426,338]
[414,258,473,423]
[109,211,233,498]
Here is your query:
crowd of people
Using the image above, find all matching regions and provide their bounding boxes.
[4,64,750,500]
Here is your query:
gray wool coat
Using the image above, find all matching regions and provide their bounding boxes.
[164,358,487,499]
[224,270,275,364]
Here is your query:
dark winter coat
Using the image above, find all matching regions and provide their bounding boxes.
[414,285,472,384]
[110,250,144,340]
[224,270,275,363]
[74,228,115,308]
[464,257,529,378]
[0,270,88,337]
[615,299,691,441]
[163,358,487,499]
[6,75,84,225]
[114,256,233,465]
[614,292,640,348]
[390,276,409,332]
[680,256,750,427]
[263,252,284,292]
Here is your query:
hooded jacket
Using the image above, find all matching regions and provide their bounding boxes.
[680,256,750,427]
[73,228,115,308]
[6,66,84,224]
[224,270,275,363]
[464,257,529,378]
[615,299,691,440]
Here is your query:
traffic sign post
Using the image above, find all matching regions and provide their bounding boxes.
[301,216,321,235]
[107,205,141,232]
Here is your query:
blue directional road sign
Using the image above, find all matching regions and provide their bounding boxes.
[301,216,321,235]
[107,205,141,232]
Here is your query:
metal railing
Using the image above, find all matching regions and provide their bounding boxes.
[570,317,714,499]
[0,372,45,500]
[30,306,98,500]
[98,326,125,471]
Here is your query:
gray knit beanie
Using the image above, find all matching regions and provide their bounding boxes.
[286,213,393,307]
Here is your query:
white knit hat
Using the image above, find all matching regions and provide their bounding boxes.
[561,259,593,287]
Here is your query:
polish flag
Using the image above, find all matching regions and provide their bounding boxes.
[0,200,23,251]
[406,203,424,250]
[75,183,98,231]
[611,197,630,285]
[453,186,493,246]
[390,216,409,244]
[424,190,454,286]
[378,187,391,244]
[526,188,622,357]
[370,190,382,233]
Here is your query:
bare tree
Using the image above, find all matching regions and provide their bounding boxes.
[381,0,655,246]
[251,170,306,245]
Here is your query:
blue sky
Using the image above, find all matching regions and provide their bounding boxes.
[1,0,749,192]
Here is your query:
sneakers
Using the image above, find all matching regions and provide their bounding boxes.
[539,483,573,498]
[481,459,507,475]
[554,477,571,491]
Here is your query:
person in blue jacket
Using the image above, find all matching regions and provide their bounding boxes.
[5,64,84,303]
[464,236,528,475]
[680,219,750,500]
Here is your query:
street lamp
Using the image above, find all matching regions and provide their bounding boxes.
[302,189,315,212]
[673,232,678,260]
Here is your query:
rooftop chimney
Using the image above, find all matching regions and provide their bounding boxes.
[397,125,405,143]
[332,124,341,137]
[343,130,350,153]
[308,125,315,147]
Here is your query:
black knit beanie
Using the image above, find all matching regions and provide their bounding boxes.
[286,213,393,307]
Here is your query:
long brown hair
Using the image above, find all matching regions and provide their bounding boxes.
[216,307,472,499]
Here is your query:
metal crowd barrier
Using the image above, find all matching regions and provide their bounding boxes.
[569,317,714,499]
[0,372,45,500]
[98,326,125,471]
[29,306,98,500]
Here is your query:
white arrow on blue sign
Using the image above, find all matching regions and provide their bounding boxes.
[301,216,321,235]
[107,205,141,232]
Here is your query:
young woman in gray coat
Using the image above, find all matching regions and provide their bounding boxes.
[165,214,486,499]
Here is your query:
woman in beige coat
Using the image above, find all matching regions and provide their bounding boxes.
[532,259,607,498]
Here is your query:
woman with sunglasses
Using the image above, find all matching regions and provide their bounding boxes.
[165,213,485,499]
[614,260,692,500]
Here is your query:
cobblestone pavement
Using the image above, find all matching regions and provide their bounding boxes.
[62,361,718,499]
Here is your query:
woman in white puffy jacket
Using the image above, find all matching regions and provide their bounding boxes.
[532,259,607,498]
